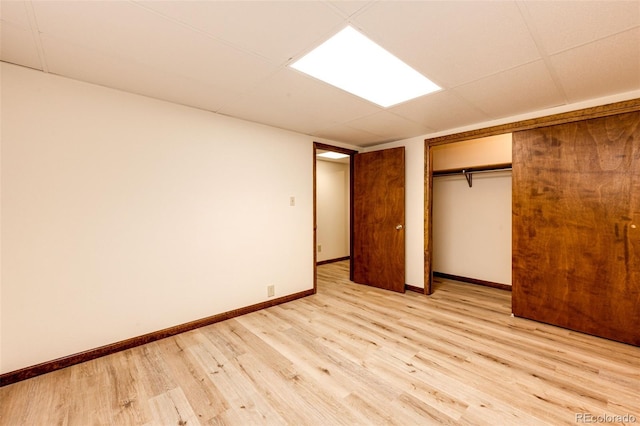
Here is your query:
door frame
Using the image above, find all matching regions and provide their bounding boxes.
[423,98,640,294]
[313,142,359,292]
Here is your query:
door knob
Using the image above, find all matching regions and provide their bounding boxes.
[396,224,403,230]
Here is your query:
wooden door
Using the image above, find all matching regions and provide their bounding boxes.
[512,111,640,346]
[353,147,405,292]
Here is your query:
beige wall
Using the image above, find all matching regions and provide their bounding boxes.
[316,160,350,262]
[0,63,335,373]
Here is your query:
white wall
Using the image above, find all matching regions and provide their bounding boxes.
[365,137,425,289]
[316,160,349,262]
[0,63,326,373]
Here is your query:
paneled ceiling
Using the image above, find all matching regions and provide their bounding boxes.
[2,1,639,147]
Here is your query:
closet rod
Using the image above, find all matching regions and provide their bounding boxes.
[432,162,512,178]
[432,162,512,187]
[433,167,512,178]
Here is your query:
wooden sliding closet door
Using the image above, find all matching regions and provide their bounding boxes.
[512,111,640,346]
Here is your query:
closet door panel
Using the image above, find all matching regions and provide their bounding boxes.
[512,111,640,346]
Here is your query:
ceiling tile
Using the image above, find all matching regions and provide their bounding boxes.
[0,0,31,29]
[219,68,381,135]
[325,1,374,18]
[41,35,241,113]
[345,111,432,142]
[32,1,279,93]
[388,90,490,132]
[454,60,566,119]
[550,28,640,103]
[521,1,640,55]
[353,1,541,87]
[135,0,345,64]
[0,21,42,70]
[313,124,381,146]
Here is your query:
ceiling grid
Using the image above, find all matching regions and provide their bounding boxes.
[1,0,638,146]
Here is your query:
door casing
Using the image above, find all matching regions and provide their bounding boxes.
[313,142,357,292]
[313,143,407,293]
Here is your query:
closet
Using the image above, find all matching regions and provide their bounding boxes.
[431,134,512,289]
[425,99,640,346]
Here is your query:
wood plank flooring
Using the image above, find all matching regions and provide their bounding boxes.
[1,261,638,425]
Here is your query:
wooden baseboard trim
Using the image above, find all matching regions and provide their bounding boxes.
[405,284,425,294]
[433,272,512,291]
[0,289,314,387]
[316,256,350,266]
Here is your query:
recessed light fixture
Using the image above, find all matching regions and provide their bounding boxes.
[317,151,349,160]
[290,26,441,108]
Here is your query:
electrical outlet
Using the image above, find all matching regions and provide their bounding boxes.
[318,244,322,252]
[267,285,275,297]
[289,196,295,206]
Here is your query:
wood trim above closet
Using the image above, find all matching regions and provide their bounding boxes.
[426,98,640,146]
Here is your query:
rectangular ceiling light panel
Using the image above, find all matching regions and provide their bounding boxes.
[317,151,350,159]
[291,26,441,108]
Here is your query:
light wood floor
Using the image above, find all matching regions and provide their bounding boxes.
[1,261,638,425]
